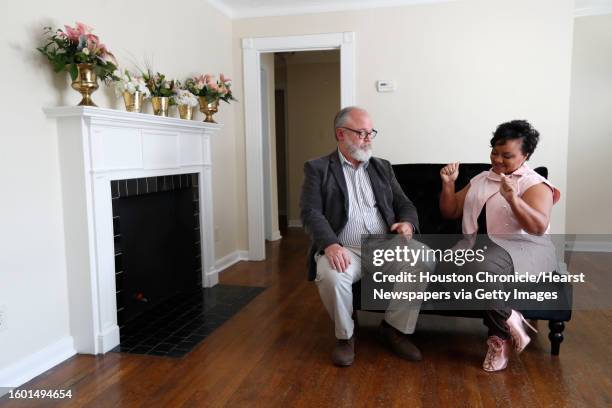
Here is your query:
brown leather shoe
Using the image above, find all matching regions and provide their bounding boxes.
[332,336,355,366]
[379,320,422,361]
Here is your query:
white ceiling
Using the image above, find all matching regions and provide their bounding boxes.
[208,0,612,19]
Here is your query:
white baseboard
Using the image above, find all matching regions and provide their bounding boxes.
[0,337,76,394]
[566,240,612,253]
[287,219,303,228]
[268,230,282,241]
[97,324,120,354]
[214,250,249,274]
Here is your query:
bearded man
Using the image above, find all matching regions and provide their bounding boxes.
[300,106,433,366]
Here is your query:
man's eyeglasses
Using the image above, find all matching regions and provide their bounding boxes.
[339,127,378,140]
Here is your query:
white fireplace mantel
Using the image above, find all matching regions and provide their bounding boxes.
[44,106,222,355]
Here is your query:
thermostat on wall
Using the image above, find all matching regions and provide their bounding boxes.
[376,80,396,92]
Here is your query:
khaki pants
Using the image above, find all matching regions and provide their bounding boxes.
[315,239,435,340]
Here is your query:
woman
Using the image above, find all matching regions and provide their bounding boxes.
[439,120,560,372]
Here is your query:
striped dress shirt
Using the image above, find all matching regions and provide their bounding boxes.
[337,149,389,247]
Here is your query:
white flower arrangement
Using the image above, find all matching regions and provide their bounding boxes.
[112,69,151,98]
[172,88,198,107]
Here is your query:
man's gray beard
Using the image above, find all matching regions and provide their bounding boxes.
[346,140,373,162]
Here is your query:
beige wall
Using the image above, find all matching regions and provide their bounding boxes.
[0,0,234,374]
[567,13,612,234]
[285,54,340,223]
[233,0,575,243]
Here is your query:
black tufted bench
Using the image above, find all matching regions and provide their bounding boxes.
[351,163,572,355]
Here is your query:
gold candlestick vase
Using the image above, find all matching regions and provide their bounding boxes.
[71,63,99,107]
[198,97,219,123]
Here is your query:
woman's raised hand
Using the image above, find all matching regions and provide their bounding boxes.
[440,162,460,184]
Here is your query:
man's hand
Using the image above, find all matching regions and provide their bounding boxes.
[390,222,414,240]
[499,173,518,203]
[324,243,352,273]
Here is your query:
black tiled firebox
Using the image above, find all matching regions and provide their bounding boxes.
[111,174,201,328]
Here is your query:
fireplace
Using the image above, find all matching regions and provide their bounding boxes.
[112,174,201,327]
[45,106,221,354]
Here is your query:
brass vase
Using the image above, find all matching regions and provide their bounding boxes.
[198,97,219,123]
[178,104,194,120]
[122,91,145,112]
[71,63,99,106]
[151,96,170,116]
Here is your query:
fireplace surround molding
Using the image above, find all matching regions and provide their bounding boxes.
[44,106,222,354]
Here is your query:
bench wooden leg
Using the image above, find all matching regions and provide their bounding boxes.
[548,320,565,356]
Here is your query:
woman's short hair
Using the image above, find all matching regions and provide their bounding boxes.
[490,120,540,158]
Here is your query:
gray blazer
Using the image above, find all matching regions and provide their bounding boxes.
[300,150,419,281]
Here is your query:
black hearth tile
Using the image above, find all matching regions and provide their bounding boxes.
[120,325,136,336]
[183,323,203,332]
[129,345,154,354]
[111,180,119,199]
[119,179,128,197]
[166,323,185,331]
[166,349,187,358]
[173,329,192,338]
[148,349,170,356]
[173,175,181,189]
[173,316,192,324]
[177,339,200,349]
[182,310,202,319]
[126,179,138,197]
[136,178,146,195]
[188,317,207,327]
[112,285,266,356]
[148,332,172,342]
[192,189,199,202]
[155,326,176,334]
[110,345,132,353]
[151,343,175,353]
[191,174,198,186]
[184,174,191,188]
[193,327,215,337]
[186,334,207,343]
[136,337,159,348]
[119,340,138,349]
[165,335,187,344]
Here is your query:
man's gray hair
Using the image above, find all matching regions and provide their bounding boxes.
[334,106,365,137]
[333,106,365,130]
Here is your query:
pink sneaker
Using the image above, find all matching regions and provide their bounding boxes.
[506,310,538,353]
[482,336,511,372]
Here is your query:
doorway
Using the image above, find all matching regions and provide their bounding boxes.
[242,32,356,260]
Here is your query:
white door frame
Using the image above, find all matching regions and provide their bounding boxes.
[242,32,356,260]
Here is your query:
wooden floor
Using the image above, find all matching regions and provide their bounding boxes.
[2,230,611,407]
